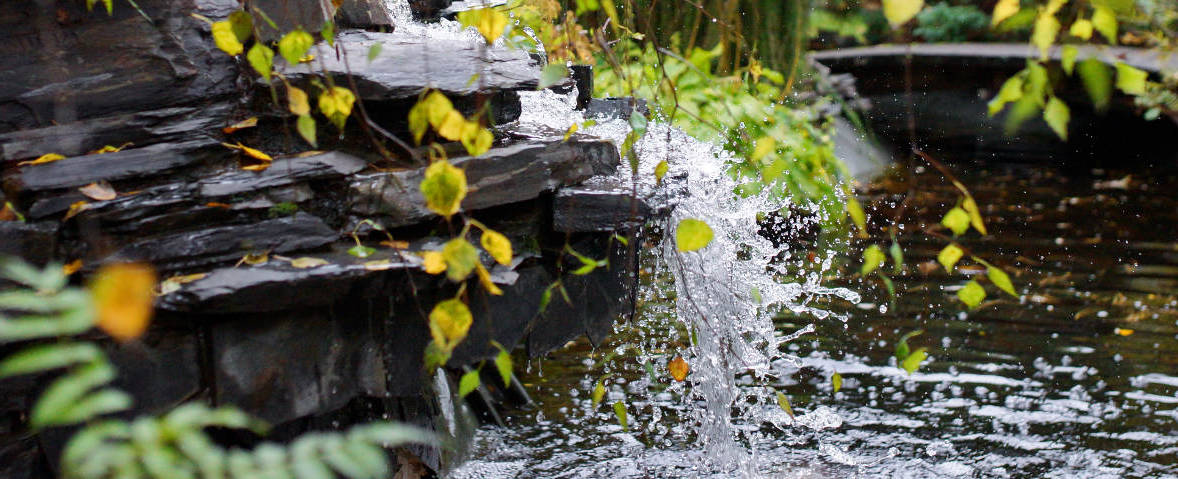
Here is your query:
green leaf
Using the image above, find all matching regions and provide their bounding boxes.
[941,207,970,236]
[901,348,928,374]
[1115,62,1148,95]
[1061,45,1079,75]
[441,238,479,282]
[592,379,606,407]
[211,21,244,56]
[861,244,886,275]
[321,20,335,47]
[1091,7,1117,44]
[937,243,964,273]
[494,347,512,387]
[629,111,648,137]
[845,193,868,238]
[246,43,274,82]
[347,245,375,258]
[1043,96,1070,140]
[420,160,467,219]
[991,0,1019,26]
[0,342,102,378]
[988,75,1024,116]
[277,28,313,66]
[458,370,480,398]
[957,280,986,308]
[538,63,569,89]
[889,241,904,273]
[775,391,795,419]
[962,196,987,235]
[228,10,253,43]
[895,329,923,362]
[55,389,133,426]
[675,218,714,252]
[987,266,1018,298]
[1069,18,1093,40]
[408,103,428,145]
[31,361,117,428]
[367,43,382,62]
[612,401,628,430]
[296,114,317,147]
[1078,58,1113,111]
[1031,13,1060,60]
[831,372,843,393]
[654,160,669,185]
[882,0,924,27]
[538,285,553,314]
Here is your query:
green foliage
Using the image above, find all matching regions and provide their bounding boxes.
[914,3,989,42]
[957,279,987,308]
[860,244,886,275]
[0,260,432,478]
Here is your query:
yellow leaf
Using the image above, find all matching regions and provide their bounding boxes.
[156,273,207,296]
[436,110,466,141]
[457,7,508,44]
[1032,13,1061,60]
[289,257,328,268]
[211,20,244,56]
[938,243,964,272]
[288,86,310,116]
[277,28,313,66]
[246,43,274,81]
[238,252,269,266]
[318,86,356,130]
[221,142,272,161]
[63,260,83,276]
[222,117,258,134]
[423,91,455,128]
[18,153,65,166]
[461,122,493,157]
[668,356,689,381]
[480,229,513,266]
[240,163,271,172]
[442,238,479,282]
[422,251,447,274]
[362,260,397,271]
[78,182,117,201]
[1091,6,1117,44]
[1069,18,1093,40]
[63,201,89,221]
[962,196,987,235]
[380,239,410,249]
[408,101,429,144]
[1115,327,1134,336]
[1115,62,1148,95]
[991,0,1019,26]
[751,137,776,162]
[428,298,473,351]
[475,263,503,295]
[882,0,924,27]
[88,142,132,154]
[420,159,467,219]
[90,263,157,342]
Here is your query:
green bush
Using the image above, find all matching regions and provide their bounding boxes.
[913,2,989,42]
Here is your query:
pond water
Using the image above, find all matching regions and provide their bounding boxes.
[450,152,1178,478]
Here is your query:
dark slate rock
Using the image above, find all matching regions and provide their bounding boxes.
[248,0,331,41]
[585,97,650,120]
[210,306,387,425]
[449,264,548,365]
[0,104,234,164]
[553,181,652,233]
[0,437,46,479]
[105,212,336,269]
[0,221,58,264]
[199,151,369,197]
[409,0,454,20]
[350,139,619,227]
[9,139,219,192]
[106,327,201,415]
[338,0,397,29]
[0,0,237,133]
[157,249,411,313]
[439,0,506,18]
[278,30,542,100]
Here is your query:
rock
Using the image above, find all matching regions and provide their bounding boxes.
[552,180,653,233]
[247,0,332,41]
[104,212,337,270]
[278,30,542,100]
[585,98,650,120]
[350,139,619,228]
[0,221,58,264]
[7,139,221,193]
[199,151,369,197]
[409,0,454,20]
[0,0,237,133]
[439,0,506,19]
[338,0,397,29]
[106,326,202,415]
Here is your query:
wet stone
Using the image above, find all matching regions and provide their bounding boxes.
[8,139,221,193]
[350,139,620,228]
[0,221,58,265]
[337,0,398,29]
[199,151,369,198]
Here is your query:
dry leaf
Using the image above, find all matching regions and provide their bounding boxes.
[18,153,65,166]
[381,239,410,249]
[156,273,207,296]
[205,202,232,209]
[237,252,269,266]
[222,117,259,134]
[668,356,690,381]
[295,150,326,157]
[78,181,117,201]
[289,257,329,268]
[88,142,132,155]
[63,259,83,276]
[0,203,18,222]
[90,263,157,342]
[1115,328,1134,336]
[240,163,271,171]
[363,260,397,271]
[63,201,89,221]
[221,142,273,161]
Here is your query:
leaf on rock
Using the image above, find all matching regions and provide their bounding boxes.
[18,153,65,166]
[223,117,258,134]
[78,182,117,201]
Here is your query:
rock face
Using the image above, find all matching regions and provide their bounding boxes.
[0,1,658,477]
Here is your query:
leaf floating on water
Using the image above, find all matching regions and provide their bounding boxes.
[458,370,480,398]
[222,117,258,134]
[612,401,628,431]
[937,243,964,273]
[90,263,157,342]
[288,257,328,269]
[957,280,986,308]
[675,218,713,252]
[831,372,843,393]
[18,153,65,166]
[668,356,689,382]
[78,182,117,201]
[380,239,410,250]
[901,348,928,375]
[775,391,795,419]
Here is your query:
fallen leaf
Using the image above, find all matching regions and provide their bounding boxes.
[205,202,232,209]
[668,356,689,381]
[90,263,157,342]
[1115,328,1134,336]
[240,163,271,172]
[63,259,83,276]
[289,257,328,268]
[236,252,269,266]
[0,202,19,222]
[78,181,117,201]
[88,142,132,154]
[363,260,397,271]
[222,117,258,134]
[221,142,273,161]
[63,201,89,221]
[156,273,207,296]
[18,153,65,166]
[381,239,410,249]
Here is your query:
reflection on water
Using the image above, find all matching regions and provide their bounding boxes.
[451,155,1178,478]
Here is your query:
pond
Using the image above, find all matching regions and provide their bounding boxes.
[450,152,1178,478]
